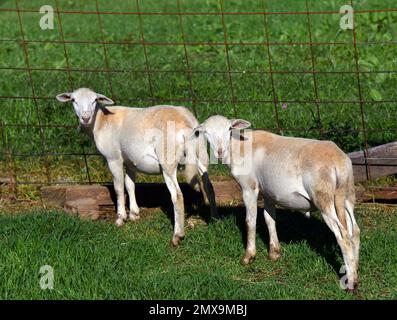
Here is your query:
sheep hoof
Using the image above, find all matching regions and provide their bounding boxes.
[115,218,125,227]
[129,213,140,222]
[210,213,220,221]
[346,287,358,294]
[171,235,184,247]
[345,280,359,294]
[241,254,256,265]
[268,248,281,261]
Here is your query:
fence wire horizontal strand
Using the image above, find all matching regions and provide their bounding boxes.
[2,66,397,75]
[1,38,396,46]
[1,96,396,105]
[1,8,397,15]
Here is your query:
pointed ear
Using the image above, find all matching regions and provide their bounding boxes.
[189,124,204,140]
[56,92,73,103]
[96,93,114,105]
[231,119,251,130]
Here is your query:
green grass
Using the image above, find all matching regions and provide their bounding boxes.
[0,204,396,299]
[1,0,397,192]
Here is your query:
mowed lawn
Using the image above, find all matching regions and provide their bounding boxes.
[0,204,396,299]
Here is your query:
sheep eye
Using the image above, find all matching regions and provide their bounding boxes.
[71,98,75,103]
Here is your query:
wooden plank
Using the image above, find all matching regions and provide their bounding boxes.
[42,181,243,206]
[356,188,397,203]
[41,186,67,207]
[348,142,397,182]
[41,181,245,219]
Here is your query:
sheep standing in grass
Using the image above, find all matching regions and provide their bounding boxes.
[56,88,218,246]
[192,115,360,291]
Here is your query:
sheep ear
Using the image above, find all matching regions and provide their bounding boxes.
[96,93,114,105]
[231,119,251,130]
[56,93,72,102]
[189,125,203,140]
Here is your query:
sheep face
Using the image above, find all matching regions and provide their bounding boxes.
[192,115,251,160]
[56,88,114,127]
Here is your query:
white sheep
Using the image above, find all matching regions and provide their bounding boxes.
[192,115,360,291]
[56,88,218,246]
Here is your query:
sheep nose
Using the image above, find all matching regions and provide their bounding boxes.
[217,149,223,158]
[82,115,90,123]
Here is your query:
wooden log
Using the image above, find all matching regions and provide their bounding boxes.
[41,186,67,207]
[41,181,245,220]
[348,142,397,182]
[356,188,397,203]
[64,198,100,220]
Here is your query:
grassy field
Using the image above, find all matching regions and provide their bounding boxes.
[0,204,396,299]
[1,0,397,196]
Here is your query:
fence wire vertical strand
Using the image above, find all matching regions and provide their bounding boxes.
[4,130,16,196]
[305,0,323,136]
[163,0,170,12]
[176,0,198,118]
[54,0,74,91]
[95,0,115,100]
[261,0,282,134]
[135,0,156,104]
[81,144,92,184]
[0,121,3,157]
[0,120,15,195]
[15,0,51,184]
[0,121,3,181]
[351,0,371,180]
[55,1,92,185]
[219,0,237,118]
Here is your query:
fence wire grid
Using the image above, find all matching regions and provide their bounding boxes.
[0,0,397,196]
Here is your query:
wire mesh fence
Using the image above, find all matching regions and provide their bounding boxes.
[0,0,396,197]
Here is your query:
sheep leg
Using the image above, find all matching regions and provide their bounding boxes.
[345,200,360,268]
[321,204,358,292]
[197,159,219,220]
[240,181,259,265]
[107,159,127,227]
[162,166,185,247]
[263,200,281,261]
[125,167,140,221]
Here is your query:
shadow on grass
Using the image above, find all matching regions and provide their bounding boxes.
[106,182,341,275]
[219,206,341,275]
[162,203,341,275]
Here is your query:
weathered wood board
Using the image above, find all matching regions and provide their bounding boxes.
[348,142,397,182]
